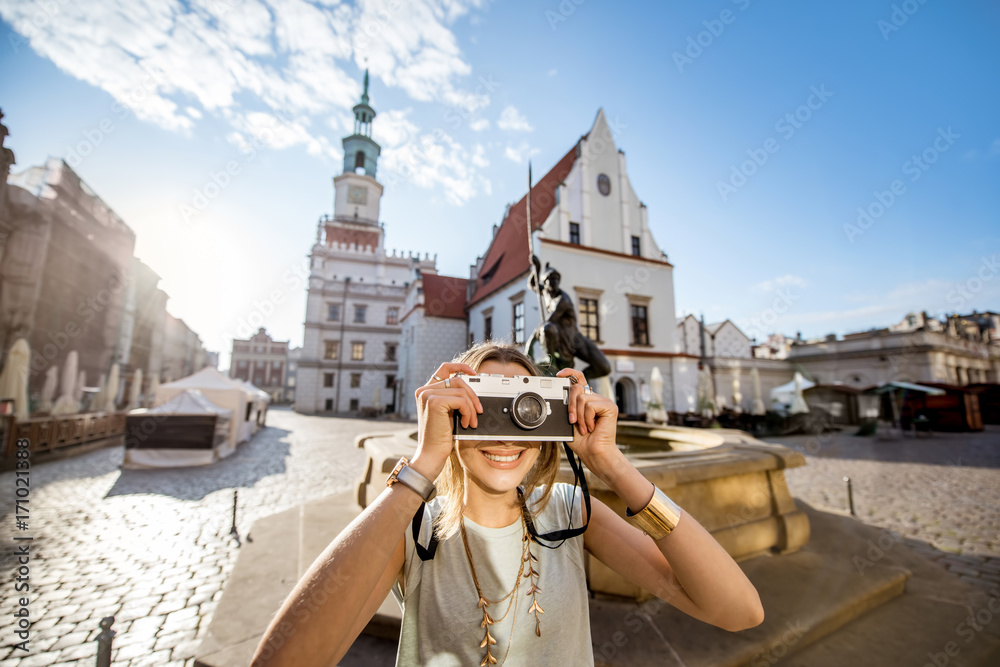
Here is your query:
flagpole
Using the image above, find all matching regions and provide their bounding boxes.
[526,161,544,318]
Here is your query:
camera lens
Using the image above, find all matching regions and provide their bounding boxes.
[511,392,546,430]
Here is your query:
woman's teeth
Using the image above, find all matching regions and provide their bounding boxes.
[483,451,521,462]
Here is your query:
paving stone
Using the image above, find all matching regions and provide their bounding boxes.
[13,652,62,667]
[54,642,97,661]
[48,630,91,651]
[947,563,982,578]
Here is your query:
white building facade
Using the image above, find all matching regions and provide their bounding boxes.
[296,73,436,415]
[460,110,700,415]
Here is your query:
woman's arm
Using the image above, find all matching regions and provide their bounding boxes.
[251,363,483,666]
[583,471,764,631]
[557,369,764,632]
[250,482,421,666]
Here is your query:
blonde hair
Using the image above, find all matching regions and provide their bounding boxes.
[433,342,561,540]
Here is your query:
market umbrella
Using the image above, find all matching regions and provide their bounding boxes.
[697,366,716,417]
[146,371,160,408]
[599,376,614,401]
[126,368,143,411]
[93,373,107,413]
[38,365,58,413]
[75,370,86,403]
[647,367,667,424]
[105,363,120,412]
[751,367,766,416]
[790,372,810,415]
[52,350,80,415]
[0,338,30,420]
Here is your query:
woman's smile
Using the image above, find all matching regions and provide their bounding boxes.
[480,447,527,468]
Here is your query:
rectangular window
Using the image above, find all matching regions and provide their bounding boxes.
[354,304,367,323]
[569,222,580,245]
[385,343,397,362]
[512,302,525,344]
[352,342,365,361]
[386,307,399,325]
[349,398,359,411]
[631,304,650,346]
[385,374,396,389]
[324,340,339,360]
[327,303,340,321]
[273,361,281,368]
[238,360,247,368]
[324,398,333,411]
[350,373,361,388]
[323,372,334,388]
[631,235,641,257]
[580,298,600,342]
[484,315,493,341]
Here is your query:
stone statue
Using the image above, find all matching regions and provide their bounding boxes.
[525,255,610,380]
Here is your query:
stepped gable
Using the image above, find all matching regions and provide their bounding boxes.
[467,142,580,307]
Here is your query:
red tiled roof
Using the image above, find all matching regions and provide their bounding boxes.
[467,143,580,307]
[422,273,468,319]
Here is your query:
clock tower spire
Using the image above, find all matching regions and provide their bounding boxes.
[332,69,383,227]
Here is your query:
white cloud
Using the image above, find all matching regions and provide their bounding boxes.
[504,141,540,164]
[381,131,490,205]
[469,118,490,132]
[0,0,492,204]
[497,105,533,132]
[754,274,806,292]
[547,68,558,77]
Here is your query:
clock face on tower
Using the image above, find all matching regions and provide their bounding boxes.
[348,185,368,205]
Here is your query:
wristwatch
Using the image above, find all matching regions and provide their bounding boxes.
[386,457,436,502]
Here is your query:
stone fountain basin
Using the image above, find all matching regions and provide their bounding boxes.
[355,422,810,601]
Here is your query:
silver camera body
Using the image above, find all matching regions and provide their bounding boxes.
[454,373,574,442]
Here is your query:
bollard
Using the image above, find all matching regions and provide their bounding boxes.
[96,616,115,667]
[230,489,241,545]
[843,476,856,516]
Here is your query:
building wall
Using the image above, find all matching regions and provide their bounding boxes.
[230,328,289,400]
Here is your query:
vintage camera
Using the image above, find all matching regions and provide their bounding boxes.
[454,374,574,442]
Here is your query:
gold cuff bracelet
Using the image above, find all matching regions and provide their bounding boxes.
[625,485,682,540]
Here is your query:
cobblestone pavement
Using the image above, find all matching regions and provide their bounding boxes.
[0,408,413,666]
[768,425,1000,592]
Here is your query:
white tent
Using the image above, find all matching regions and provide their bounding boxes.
[124,390,234,469]
[155,367,254,450]
[770,374,817,411]
[232,379,270,438]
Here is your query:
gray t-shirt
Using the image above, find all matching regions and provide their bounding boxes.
[393,483,594,666]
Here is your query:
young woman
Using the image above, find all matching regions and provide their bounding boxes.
[252,343,763,666]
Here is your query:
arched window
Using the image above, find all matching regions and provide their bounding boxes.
[354,150,366,173]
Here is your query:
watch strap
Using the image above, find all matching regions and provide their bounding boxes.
[387,457,436,502]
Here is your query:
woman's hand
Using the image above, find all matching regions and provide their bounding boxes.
[411,362,483,481]
[556,369,623,477]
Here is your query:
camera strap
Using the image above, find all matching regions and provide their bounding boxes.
[520,442,591,549]
[411,443,592,562]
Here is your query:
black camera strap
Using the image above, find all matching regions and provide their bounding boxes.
[411,442,591,561]
[521,443,591,549]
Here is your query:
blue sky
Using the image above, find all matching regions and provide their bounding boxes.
[1,0,998,368]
